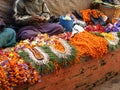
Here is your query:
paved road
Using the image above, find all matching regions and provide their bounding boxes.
[93,75,120,90]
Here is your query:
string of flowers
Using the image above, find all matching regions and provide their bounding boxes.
[19,38,76,75]
[53,40,65,52]
[93,32,120,51]
[14,33,58,52]
[49,38,73,59]
[0,50,40,90]
[80,9,104,24]
[15,32,72,52]
[23,47,50,65]
[69,31,108,61]
[85,24,105,32]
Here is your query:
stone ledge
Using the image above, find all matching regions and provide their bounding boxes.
[15,49,120,90]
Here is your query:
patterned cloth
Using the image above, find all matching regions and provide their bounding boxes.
[105,20,120,32]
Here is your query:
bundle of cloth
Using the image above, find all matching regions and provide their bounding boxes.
[102,0,120,5]
[105,20,120,32]
[0,17,16,48]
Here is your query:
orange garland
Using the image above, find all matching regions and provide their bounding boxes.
[80,9,91,24]
[0,51,40,89]
[69,31,108,60]
[0,66,10,90]
[53,41,65,52]
[80,9,105,24]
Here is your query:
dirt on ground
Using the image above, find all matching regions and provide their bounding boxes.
[93,75,120,90]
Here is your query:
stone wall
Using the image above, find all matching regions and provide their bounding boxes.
[0,0,15,24]
[0,0,92,24]
[45,0,93,16]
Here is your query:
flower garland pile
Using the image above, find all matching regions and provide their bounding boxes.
[80,9,105,24]
[2,30,120,89]
[15,33,58,50]
[41,38,76,74]
[0,50,40,90]
[17,34,76,75]
[93,32,120,51]
[57,32,72,40]
[85,24,105,32]
[15,32,72,51]
[69,31,108,60]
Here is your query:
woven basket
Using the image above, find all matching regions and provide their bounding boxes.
[99,4,120,20]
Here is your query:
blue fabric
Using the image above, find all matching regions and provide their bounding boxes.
[0,28,16,47]
[60,16,74,32]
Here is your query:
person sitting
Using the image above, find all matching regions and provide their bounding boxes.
[13,0,63,40]
[0,17,16,48]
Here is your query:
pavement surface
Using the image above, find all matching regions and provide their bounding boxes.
[93,75,120,90]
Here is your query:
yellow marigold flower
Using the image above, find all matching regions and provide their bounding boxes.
[101,32,114,40]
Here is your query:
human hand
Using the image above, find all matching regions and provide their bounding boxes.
[32,15,46,22]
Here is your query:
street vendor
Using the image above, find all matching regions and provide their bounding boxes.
[13,0,63,40]
[0,17,16,48]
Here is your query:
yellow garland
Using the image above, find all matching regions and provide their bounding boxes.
[101,32,114,40]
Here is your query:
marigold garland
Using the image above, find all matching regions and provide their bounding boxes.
[0,51,40,90]
[50,38,73,59]
[19,38,76,75]
[53,40,65,52]
[69,31,108,59]
[1,31,118,89]
[80,9,105,24]
[93,32,120,51]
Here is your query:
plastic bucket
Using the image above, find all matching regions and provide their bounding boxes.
[60,16,74,32]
